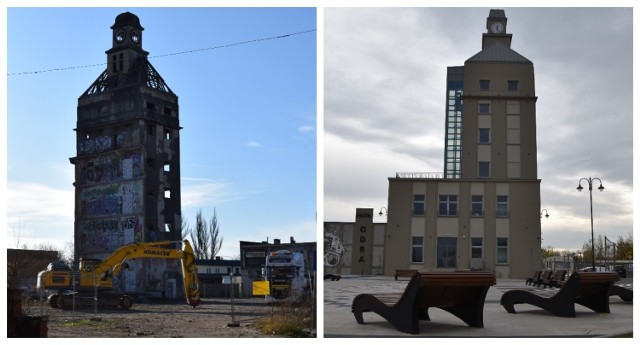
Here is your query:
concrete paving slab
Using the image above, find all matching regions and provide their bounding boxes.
[323,275,633,337]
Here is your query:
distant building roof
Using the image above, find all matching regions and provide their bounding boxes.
[466,42,531,64]
[196,259,241,267]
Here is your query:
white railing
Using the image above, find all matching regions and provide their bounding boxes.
[395,172,444,179]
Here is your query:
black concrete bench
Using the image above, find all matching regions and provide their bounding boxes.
[394,269,418,280]
[500,271,619,317]
[609,283,632,302]
[352,272,496,334]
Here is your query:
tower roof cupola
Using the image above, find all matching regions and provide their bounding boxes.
[111,11,144,30]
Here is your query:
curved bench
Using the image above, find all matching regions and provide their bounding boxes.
[609,283,632,302]
[500,271,619,317]
[352,272,496,334]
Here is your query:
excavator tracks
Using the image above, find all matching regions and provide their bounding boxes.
[51,293,133,310]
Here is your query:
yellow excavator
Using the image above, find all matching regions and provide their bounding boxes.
[37,240,201,310]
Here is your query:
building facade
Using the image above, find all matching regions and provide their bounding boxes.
[384,9,541,279]
[324,10,542,280]
[70,12,184,295]
[324,208,386,276]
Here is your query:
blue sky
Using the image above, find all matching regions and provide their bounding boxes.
[5,7,317,259]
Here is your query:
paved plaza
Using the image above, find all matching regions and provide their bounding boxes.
[322,275,633,337]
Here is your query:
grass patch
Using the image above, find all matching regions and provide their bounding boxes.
[63,318,122,330]
[254,300,315,337]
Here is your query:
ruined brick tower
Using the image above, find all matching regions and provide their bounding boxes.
[70,12,183,297]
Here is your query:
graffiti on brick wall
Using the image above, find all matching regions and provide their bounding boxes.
[80,181,143,217]
[120,181,143,214]
[79,218,123,252]
[82,152,143,185]
[324,225,348,267]
[78,128,142,156]
[79,135,112,155]
[79,215,143,252]
[121,215,143,243]
[146,259,167,292]
[81,184,120,217]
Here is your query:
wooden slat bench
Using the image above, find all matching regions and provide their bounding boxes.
[352,272,496,334]
[525,270,542,285]
[533,270,553,287]
[609,283,632,302]
[500,271,619,317]
[542,269,567,288]
[394,269,418,280]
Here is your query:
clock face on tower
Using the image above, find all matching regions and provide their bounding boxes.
[490,22,504,34]
[116,30,126,43]
[130,30,140,43]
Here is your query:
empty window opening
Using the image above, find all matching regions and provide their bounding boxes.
[164,129,171,140]
[164,163,171,173]
[164,189,171,199]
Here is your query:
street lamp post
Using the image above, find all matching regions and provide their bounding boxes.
[577,177,604,270]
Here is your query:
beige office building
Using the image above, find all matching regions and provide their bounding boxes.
[324,10,542,280]
[383,10,541,279]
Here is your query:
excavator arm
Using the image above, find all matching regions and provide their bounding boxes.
[84,240,201,307]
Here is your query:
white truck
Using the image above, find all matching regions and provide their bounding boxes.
[263,250,310,304]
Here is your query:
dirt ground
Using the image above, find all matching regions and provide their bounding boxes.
[21,297,312,338]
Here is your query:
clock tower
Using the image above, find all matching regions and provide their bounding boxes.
[483,9,512,49]
[71,12,184,297]
[107,12,148,76]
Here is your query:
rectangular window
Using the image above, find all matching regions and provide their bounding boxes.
[411,236,423,263]
[413,195,425,216]
[438,195,458,216]
[497,237,509,264]
[479,80,490,90]
[478,128,490,143]
[471,237,483,259]
[478,161,490,178]
[471,195,484,216]
[437,237,457,268]
[496,195,509,217]
[478,102,491,114]
[508,80,519,91]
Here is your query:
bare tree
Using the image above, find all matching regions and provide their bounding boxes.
[190,210,210,259]
[186,209,224,260]
[181,217,190,241]
[208,208,224,259]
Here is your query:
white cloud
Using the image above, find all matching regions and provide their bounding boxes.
[6,182,74,227]
[298,125,314,133]
[245,141,261,148]
[6,182,75,249]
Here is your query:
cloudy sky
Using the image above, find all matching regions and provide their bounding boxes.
[324,7,634,252]
[4,6,316,258]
